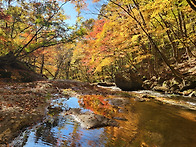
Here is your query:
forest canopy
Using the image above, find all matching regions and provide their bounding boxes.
[0,0,195,83]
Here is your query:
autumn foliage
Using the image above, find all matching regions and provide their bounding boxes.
[0,0,195,82]
[71,0,196,82]
[79,95,118,118]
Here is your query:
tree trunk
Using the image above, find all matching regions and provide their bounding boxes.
[186,0,196,11]
[40,53,44,74]
[158,14,179,62]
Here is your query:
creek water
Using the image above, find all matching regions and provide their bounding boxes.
[10,94,196,147]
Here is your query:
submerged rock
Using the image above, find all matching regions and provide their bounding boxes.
[105,97,130,107]
[63,108,119,129]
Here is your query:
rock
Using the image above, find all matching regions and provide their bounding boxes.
[113,117,128,121]
[135,97,147,102]
[151,76,157,81]
[188,66,196,74]
[181,78,196,91]
[157,77,165,85]
[182,89,193,96]
[150,81,158,89]
[170,78,180,85]
[97,82,116,87]
[188,90,196,97]
[105,98,130,107]
[141,94,154,99]
[115,71,143,91]
[162,81,169,88]
[142,80,152,89]
[170,84,180,92]
[153,86,169,92]
[64,108,119,129]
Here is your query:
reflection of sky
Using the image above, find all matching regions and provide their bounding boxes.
[66,97,81,108]
[20,97,106,147]
[55,123,105,146]
[23,114,105,147]
[24,131,52,147]
[51,97,80,109]
[79,128,105,147]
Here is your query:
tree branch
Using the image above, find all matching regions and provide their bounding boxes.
[186,0,196,11]
[15,2,68,58]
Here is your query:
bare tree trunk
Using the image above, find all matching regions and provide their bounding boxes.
[181,12,195,58]
[40,53,44,74]
[53,58,64,80]
[157,14,179,62]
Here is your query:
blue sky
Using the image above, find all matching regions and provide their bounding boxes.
[63,2,78,25]
[63,0,107,25]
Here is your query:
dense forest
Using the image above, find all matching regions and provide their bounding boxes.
[0,0,195,92]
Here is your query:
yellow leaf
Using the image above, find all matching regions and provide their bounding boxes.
[94,57,113,72]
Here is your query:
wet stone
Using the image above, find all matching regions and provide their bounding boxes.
[62,108,119,129]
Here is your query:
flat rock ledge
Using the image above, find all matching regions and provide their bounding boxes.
[61,108,119,129]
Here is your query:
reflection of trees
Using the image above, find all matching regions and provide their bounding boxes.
[34,116,82,146]
[12,96,196,147]
[79,95,119,118]
[102,104,139,146]
[12,117,61,146]
[14,96,140,146]
[61,122,82,146]
[34,118,60,146]
[79,95,139,146]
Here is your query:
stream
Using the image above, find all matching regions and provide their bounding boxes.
[10,92,196,147]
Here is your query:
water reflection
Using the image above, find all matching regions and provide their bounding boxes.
[134,102,196,147]
[11,95,196,147]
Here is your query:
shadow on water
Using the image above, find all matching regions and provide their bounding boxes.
[10,95,196,147]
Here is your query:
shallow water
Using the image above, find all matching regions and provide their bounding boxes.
[11,95,196,147]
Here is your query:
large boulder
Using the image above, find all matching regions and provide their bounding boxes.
[180,77,196,91]
[62,108,119,129]
[114,70,143,91]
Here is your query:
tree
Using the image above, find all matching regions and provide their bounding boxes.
[72,0,195,82]
[186,0,196,11]
[0,0,89,81]
[0,1,68,63]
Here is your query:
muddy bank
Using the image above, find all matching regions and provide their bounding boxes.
[0,81,51,145]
